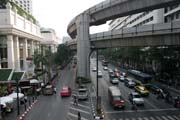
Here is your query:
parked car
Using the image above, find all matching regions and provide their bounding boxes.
[110,77,119,84]
[60,86,71,97]
[129,92,144,106]
[77,85,88,100]
[134,86,149,96]
[124,78,136,88]
[144,84,161,94]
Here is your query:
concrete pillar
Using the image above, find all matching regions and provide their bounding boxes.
[14,36,20,71]
[76,13,90,79]
[7,35,15,69]
[23,38,28,70]
[30,40,34,56]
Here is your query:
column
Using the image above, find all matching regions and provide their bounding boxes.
[23,38,28,70]
[30,40,34,56]
[76,13,90,79]
[14,36,20,71]
[7,35,15,69]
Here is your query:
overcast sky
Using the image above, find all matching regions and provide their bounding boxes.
[33,0,109,39]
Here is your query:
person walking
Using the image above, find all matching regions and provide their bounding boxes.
[78,112,81,120]
[73,95,78,106]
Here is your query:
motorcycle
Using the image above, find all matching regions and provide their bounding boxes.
[174,96,180,108]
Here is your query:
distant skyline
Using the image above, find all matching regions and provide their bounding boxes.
[33,0,109,39]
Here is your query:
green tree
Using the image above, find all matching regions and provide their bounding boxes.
[55,44,72,65]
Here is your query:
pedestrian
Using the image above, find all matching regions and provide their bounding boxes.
[73,95,78,106]
[78,112,81,120]
[53,86,57,94]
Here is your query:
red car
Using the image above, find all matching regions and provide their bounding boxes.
[60,86,71,97]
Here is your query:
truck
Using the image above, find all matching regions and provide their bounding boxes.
[108,86,125,109]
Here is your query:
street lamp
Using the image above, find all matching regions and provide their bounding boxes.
[15,77,20,116]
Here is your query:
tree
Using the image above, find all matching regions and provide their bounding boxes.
[55,44,72,66]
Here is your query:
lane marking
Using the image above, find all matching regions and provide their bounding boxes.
[68,112,88,120]
[105,108,178,114]
[167,115,176,120]
[69,107,90,115]
[156,116,163,120]
[150,116,156,120]
[70,102,90,109]
[161,116,169,120]
[172,115,180,120]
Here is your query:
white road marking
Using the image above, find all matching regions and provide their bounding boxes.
[143,117,149,120]
[150,116,156,120]
[105,108,178,114]
[68,112,88,120]
[155,116,163,120]
[167,115,176,120]
[69,107,90,115]
[161,116,169,120]
[172,115,180,120]
[70,102,90,109]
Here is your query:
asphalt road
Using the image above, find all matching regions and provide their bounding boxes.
[25,65,76,120]
[90,58,180,120]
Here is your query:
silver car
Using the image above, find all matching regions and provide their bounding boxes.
[77,86,88,100]
[129,92,144,105]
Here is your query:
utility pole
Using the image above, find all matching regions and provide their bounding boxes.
[16,77,20,116]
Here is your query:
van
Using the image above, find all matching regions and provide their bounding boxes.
[108,86,125,109]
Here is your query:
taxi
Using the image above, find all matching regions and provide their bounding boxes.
[60,86,71,97]
[134,85,149,96]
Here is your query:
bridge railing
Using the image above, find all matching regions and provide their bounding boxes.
[90,21,180,40]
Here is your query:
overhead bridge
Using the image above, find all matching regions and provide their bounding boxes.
[67,21,180,50]
[67,0,180,79]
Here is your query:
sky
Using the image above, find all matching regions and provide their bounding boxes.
[33,0,109,40]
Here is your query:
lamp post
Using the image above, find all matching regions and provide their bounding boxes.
[15,77,20,116]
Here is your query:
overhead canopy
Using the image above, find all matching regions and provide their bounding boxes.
[8,93,24,99]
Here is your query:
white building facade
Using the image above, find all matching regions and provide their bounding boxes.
[0,3,41,75]
[10,0,32,14]
[40,28,59,53]
[109,5,180,30]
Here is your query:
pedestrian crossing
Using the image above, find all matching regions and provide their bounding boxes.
[67,91,93,120]
[109,115,180,120]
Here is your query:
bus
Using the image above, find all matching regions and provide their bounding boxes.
[108,86,125,109]
[127,70,152,84]
[102,60,108,66]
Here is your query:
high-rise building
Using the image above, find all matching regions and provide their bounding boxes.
[109,5,180,30]
[10,0,32,14]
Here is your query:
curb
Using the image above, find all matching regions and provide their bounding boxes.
[90,96,104,119]
[17,100,38,120]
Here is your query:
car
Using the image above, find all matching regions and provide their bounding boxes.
[144,84,161,94]
[134,86,150,96]
[92,67,97,72]
[129,92,144,105]
[98,71,103,77]
[110,77,119,84]
[124,78,136,88]
[60,86,71,97]
[119,75,125,82]
[77,85,88,100]
[108,69,114,74]
[103,66,108,70]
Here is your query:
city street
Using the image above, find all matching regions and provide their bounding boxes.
[90,58,180,120]
[24,65,76,120]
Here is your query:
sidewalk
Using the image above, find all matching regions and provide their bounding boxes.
[4,96,38,120]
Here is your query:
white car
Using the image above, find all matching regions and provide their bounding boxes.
[92,67,97,72]
[98,71,103,77]
[103,66,108,70]
[119,76,125,82]
[129,92,144,105]
[77,85,88,100]
[110,77,119,84]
